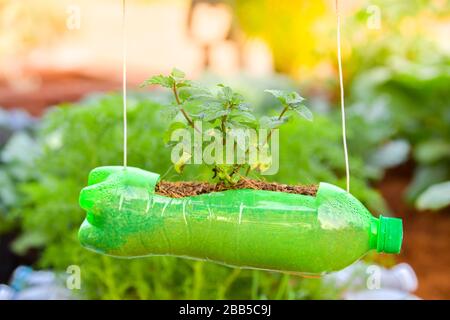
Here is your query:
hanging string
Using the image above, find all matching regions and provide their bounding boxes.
[335,0,350,192]
[122,0,128,168]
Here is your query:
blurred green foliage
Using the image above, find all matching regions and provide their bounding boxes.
[233,0,450,210]
[350,54,450,210]
[0,110,36,233]
[9,91,385,299]
[348,1,450,210]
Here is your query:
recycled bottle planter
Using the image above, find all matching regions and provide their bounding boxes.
[78,166,403,275]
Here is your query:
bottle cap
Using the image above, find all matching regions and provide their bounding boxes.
[377,215,403,254]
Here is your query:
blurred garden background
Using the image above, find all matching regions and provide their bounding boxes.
[0,0,449,299]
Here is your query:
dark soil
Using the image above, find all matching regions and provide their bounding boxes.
[156,179,318,198]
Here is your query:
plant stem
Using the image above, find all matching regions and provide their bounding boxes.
[215,165,235,184]
[251,271,260,300]
[192,261,204,300]
[221,101,233,147]
[278,106,289,119]
[172,83,200,133]
[221,115,227,146]
[266,106,288,144]
[229,164,241,177]
[217,268,241,299]
[275,274,290,300]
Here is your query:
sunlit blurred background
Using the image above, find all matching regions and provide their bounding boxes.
[0,0,449,300]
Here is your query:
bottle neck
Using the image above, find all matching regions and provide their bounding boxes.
[369,217,379,250]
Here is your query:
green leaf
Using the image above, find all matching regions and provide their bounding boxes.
[264,89,285,100]
[170,68,185,79]
[259,116,289,129]
[189,93,214,102]
[231,110,256,121]
[175,79,193,88]
[285,92,305,105]
[220,85,233,100]
[12,231,47,255]
[181,85,211,102]
[217,85,244,106]
[265,89,305,106]
[237,103,251,112]
[141,69,191,90]
[369,139,410,169]
[416,181,450,211]
[178,88,194,101]
[230,93,245,106]
[141,75,174,88]
[406,165,449,202]
[229,115,257,130]
[291,104,313,121]
[414,140,450,164]
[158,104,180,121]
[203,109,230,122]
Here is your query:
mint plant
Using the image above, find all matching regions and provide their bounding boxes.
[141,68,313,185]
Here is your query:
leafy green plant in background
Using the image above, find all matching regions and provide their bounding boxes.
[350,56,450,211]
[0,109,37,234]
[346,1,450,211]
[12,92,384,299]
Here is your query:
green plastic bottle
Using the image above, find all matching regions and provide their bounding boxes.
[78,166,403,275]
